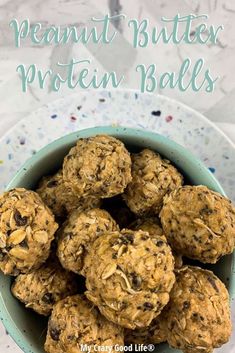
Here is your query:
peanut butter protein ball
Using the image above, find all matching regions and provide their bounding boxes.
[84,229,175,329]
[44,294,124,353]
[163,266,232,353]
[0,188,58,275]
[57,208,118,275]
[160,185,235,263]
[63,135,132,198]
[11,257,78,316]
[124,149,183,215]
[36,170,101,222]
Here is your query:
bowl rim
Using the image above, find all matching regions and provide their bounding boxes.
[1,125,235,353]
[6,126,226,195]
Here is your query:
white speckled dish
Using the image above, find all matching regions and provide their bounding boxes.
[0,90,235,202]
[0,90,234,353]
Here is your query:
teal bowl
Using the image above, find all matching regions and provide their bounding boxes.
[0,126,234,353]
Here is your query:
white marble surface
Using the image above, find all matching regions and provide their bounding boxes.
[0,0,235,352]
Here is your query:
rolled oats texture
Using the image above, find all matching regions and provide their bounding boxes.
[123,149,183,216]
[84,229,175,329]
[62,135,132,198]
[11,257,79,316]
[57,208,118,275]
[44,294,124,353]
[160,185,235,263]
[130,217,183,269]
[163,266,232,353]
[124,315,166,344]
[36,169,101,223]
[0,188,58,275]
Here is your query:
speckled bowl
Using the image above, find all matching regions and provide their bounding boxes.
[0,126,234,353]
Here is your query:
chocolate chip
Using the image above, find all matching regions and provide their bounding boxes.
[130,272,142,290]
[183,301,190,309]
[120,233,134,244]
[49,322,61,341]
[19,240,29,249]
[143,302,154,310]
[156,240,164,247]
[42,293,54,304]
[200,207,213,215]
[191,312,200,321]
[14,210,28,226]
[207,276,219,293]
[47,180,58,188]
[67,334,76,341]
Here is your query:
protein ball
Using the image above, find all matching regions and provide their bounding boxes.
[130,217,183,269]
[0,188,58,275]
[36,170,101,222]
[11,257,79,316]
[124,315,166,345]
[44,294,124,353]
[123,149,183,215]
[62,135,132,198]
[163,266,232,353]
[84,229,175,329]
[57,208,118,275]
[160,185,235,263]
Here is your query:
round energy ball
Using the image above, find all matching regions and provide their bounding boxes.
[62,135,132,198]
[11,258,79,316]
[44,294,124,353]
[123,149,183,215]
[163,266,232,353]
[124,315,166,344]
[57,208,118,275]
[130,217,183,269]
[36,170,101,222]
[0,188,58,275]
[160,185,235,263]
[84,229,175,329]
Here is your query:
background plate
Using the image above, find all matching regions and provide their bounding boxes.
[0,89,234,353]
[0,90,235,201]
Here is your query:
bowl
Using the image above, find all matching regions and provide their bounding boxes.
[0,126,234,353]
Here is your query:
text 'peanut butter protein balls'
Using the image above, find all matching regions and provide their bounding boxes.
[62,135,132,198]
[160,185,235,263]
[44,294,124,353]
[84,229,175,329]
[11,257,79,316]
[36,170,101,222]
[0,188,58,275]
[123,149,183,215]
[57,208,118,275]
[163,266,232,353]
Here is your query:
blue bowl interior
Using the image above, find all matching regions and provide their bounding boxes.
[0,126,234,353]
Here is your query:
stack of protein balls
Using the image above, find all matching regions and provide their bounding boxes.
[0,134,234,353]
